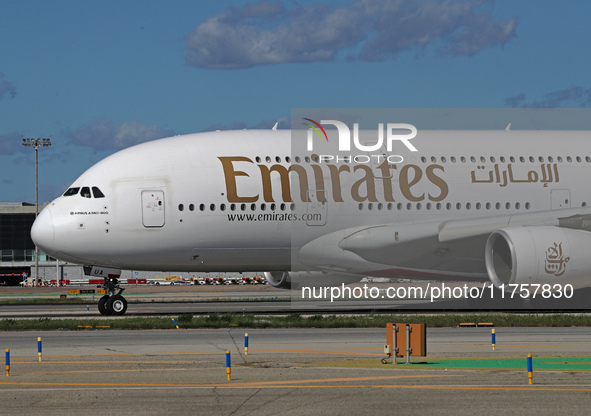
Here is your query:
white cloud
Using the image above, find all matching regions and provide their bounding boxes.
[0,72,16,100]
[203,116,290,132]
[505,86,591,108]
[185,0,517,69]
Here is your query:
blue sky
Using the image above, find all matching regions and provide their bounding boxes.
[1,0,591,203]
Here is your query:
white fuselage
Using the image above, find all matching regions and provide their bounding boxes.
[31,129,591,281]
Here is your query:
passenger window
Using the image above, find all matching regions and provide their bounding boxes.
[81,187,91,198]
[64,187,80,196]
[92,187,105,198]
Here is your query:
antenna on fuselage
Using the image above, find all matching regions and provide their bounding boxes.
[272,122,278,131]
[505,123,511,131]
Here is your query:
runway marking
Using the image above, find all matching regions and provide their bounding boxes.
[28,368,189,375]
[258,349,382,356]
[10,349,384,360]
[0,374,456,388]
[430,344,591,349]
[11,352,222,359]
[13,360,209,364]
[11,345,591,361]
[2,378,591,393]
[371,385,591,392]
[227,374,457,385]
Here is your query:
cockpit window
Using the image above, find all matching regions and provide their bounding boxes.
[92,187,105,198]
[66,186,105,198]
[63,187,80,196]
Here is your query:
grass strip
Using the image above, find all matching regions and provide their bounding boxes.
[2,312,591,331]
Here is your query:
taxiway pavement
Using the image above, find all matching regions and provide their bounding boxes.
[1,327,591,415]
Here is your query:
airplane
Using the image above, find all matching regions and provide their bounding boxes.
[31,123,591,315]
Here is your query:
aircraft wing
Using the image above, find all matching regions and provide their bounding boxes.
[298,206,591,283]
[437,206,591,242]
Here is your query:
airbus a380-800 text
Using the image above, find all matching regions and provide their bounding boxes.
[31,124,591,315]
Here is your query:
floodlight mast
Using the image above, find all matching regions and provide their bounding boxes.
[21,137,52,287]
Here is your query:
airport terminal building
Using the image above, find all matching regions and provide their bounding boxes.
[0,203,66,285]
[0,203,263,286]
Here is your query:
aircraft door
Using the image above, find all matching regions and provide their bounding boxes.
[306,189,327,226]
[142,190,165,227]
[551,189,570,209]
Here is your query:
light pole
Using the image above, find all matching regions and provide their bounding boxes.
[21,137,52,287]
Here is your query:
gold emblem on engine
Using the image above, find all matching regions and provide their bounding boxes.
[544,242,570,277]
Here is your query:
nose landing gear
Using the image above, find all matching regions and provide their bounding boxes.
[98,277,127,315]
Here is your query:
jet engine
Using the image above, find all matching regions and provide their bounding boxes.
[264,272,291,288]
[485,226,591,290]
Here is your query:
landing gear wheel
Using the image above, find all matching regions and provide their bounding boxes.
[107,294,128,315]
[98,295,111,315]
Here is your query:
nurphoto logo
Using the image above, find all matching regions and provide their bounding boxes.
[303,118,418,164]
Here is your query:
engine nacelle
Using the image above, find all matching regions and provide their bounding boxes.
[264,271,362,289]
[485,226,591,290]
[264,272,291,289]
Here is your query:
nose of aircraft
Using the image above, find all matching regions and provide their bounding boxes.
[31,207,55,256]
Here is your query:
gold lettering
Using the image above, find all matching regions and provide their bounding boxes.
[311,164,327,202]
[218,157,259,203]
[399,164,424,202]
[351,165,378,202]
[378,160,395,202]
[219,157,450,205]
[328,164,351,202]
[425,164,448,201]
[259,164,292,202]
[288,165,309,202]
